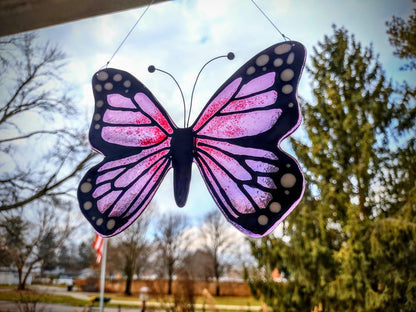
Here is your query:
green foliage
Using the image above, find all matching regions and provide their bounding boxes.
[77,241,96,268]
[386,3,416,71]
[369,218,416,310]
[1,214,28,249]
[248,25,416,312]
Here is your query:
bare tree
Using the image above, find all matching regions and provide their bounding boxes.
[154,212,190,295]
[0,32,95,212]
[116,210,152,295]
[180,249,214,281]
[200,210,234,296]
[0,206,73,290]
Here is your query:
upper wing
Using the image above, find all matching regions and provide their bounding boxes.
[192,42,306,237]
[88,68,176,158]
[78,68,176,237]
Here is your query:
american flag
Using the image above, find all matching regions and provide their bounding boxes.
[92,234,104,264]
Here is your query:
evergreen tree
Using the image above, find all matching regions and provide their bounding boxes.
[385,2,416,218]
[77,241,96,269]
[365,7,416,311]
[386,4,416,71]
[249,25,415,311]
[39,229,58,274]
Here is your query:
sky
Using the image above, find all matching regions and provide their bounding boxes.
[4,0,415,242]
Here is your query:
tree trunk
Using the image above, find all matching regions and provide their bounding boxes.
[125,276,132,295]
[17,267,25,290]
[19,265,34,291]
[168,276,172,295]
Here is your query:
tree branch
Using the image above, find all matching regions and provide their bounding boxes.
[0,152,96,212]
[0,129,72,143]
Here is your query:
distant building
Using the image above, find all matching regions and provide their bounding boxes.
[0,267,33,285]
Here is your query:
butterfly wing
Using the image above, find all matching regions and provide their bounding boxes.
[192,41,306,237]
[78,68,176,237]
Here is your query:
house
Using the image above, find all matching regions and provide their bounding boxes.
[0,267,33,285]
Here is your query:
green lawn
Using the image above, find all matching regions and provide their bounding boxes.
[200,296,261,306]
[0,288,264,311]
[109,293,262,306]
[0,290,88,306]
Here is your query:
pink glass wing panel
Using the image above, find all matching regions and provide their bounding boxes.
[134,93,174,134]
[93,149,171,216]
[196,138,278,160]
[110,157,169,217]
[197,109,282,139]
[236,72,276,98]
[101,126,166,147]
[98,138,171,172]
[198,153,255,214]
[124,158,170,217]
[97,190,122,214]
[96,168,124,184]
[245,159,279,173]
[197,160,238,219]
[257,177,277,189]
[198,145,251,181]
[107,94,137,109]
[114,149,169,188]
[221,90,277,113]
[92,183,112,198]
[193,78,242,131]
[243,185,272,209]
[103,110,151,125]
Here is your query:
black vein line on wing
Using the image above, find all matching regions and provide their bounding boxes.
[195,84,277,133]
[196,142,278,193]
[119,157,171,219]
[196,148,259,211]
[130,96,175,137]
[100,124,171,148]
[194,154,241,218]
[217,97,279,116]
[95,143,171,179]
[92,148,171,210]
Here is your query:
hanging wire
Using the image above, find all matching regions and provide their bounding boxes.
[250,0,291,41]
[100,0,155,69]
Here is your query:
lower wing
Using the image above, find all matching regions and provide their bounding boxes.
[195,138,304,237]
[78,141,171,237]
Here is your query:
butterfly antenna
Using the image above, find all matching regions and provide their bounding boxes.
[187,52,235,127]
[148,65,187,128]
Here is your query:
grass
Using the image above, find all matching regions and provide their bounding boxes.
[0,290,88,306]
[198,296,261,306]
[108,293,262,306]
[0,287,263,311]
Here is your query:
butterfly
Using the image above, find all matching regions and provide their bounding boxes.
[78,41,306,238]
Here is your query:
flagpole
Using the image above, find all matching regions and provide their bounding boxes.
[99,238,107,312]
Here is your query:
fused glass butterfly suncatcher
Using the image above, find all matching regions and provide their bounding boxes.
[78,41,306,238]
